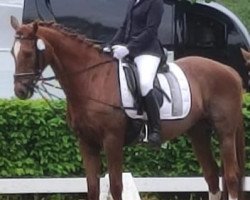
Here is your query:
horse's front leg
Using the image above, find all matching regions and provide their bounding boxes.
[104,135,124,200]
[79,137,101,200]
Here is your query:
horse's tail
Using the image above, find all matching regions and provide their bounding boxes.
[222,113,245,200]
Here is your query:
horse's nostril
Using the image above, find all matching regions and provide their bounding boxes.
[14,85,28,99]
[16,90,27,100]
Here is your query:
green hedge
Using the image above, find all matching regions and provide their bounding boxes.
[0,100,82,177]
[0,94,250,178]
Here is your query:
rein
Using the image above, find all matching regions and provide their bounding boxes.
[40,58,115,81]
[12,33,125,111]
[36,78,125,111]
[37,59,124,112]
[12,35,44,83]
[12,34,115,79]
[12,35,115,80]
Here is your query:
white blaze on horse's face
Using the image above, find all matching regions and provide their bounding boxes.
[36,39,46,51]
[13,40,21,58]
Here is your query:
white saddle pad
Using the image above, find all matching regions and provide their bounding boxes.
[119,60,191,120]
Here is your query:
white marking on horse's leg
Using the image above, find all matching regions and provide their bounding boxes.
[228,195,237,200]
[209,191,221,200]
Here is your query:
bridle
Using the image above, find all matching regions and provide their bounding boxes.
[11,34,45,85]
[11,34,116,81]
[11,33,121,110]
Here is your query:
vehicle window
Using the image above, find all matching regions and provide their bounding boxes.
[51,0,175,44]
[185,12,227,48]
[23,0,175,44]
[159,1,174,46]
[51,0,127,42]
[23,0,38,22]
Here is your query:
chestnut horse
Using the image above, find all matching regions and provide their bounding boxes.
[10,16,245,200]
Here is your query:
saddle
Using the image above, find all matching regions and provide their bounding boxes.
[117,56,191,144]
[119,58,191,120]
[122,57,170,115]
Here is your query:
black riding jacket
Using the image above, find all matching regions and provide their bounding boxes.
[110,0,164,58]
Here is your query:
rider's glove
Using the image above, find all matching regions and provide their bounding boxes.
[103,45,112,53]
[112,45,129,59]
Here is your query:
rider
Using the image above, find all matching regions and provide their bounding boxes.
[104,0,164,146]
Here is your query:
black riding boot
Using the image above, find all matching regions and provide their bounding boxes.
[144,90,161,146]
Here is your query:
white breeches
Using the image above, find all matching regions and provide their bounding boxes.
[134,55,161,96]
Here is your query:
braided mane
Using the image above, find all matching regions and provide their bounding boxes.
[35,21,100,49]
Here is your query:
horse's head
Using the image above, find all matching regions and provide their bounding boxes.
[10,16,52,99]
[241,48,250,68]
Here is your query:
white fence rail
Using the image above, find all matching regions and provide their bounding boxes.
[0,174,250,194]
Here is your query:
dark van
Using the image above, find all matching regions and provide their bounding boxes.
[22,0,250,89]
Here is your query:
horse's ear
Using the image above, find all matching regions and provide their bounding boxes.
[241,48,250,61]
[10,15,20,30]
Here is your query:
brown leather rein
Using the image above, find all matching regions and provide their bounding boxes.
[11,35,124,111]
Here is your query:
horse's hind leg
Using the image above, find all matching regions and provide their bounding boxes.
[216,122,242,200]
[188,121,221,200]
[212,103,244,200]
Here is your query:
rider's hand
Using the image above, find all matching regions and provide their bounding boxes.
[112,45,129,59]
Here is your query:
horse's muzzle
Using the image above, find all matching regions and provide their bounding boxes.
[14,81,34,100]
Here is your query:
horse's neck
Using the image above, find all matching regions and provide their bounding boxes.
[38,27,97,80]
[38,27,95,72]
[38,26,120,108]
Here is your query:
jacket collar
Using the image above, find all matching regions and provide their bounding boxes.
[132,0,147,8]
[128,0,147,11]
[134,0,140,5]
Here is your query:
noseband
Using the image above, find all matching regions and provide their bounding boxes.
[11,35,44,83]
